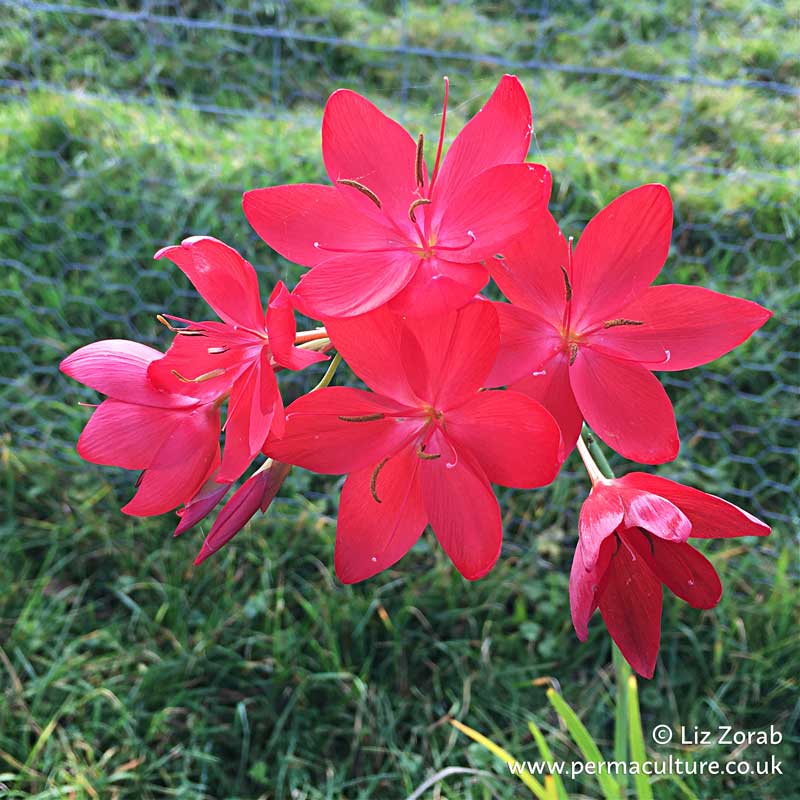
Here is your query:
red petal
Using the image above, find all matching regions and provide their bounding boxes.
[334,446,427,583]
[431,74,531,207]
[570,348,679,464]
[445,390,561,488]
[60,339,190,407]
[386,256,488,317]
[484,302,561,388]
[243,184,392,267]
[419,430,502,580]
[571,184,672,327]
[292,250,418,319]
[435,163,551,264]
[218,355,281,483]
[322,89,421,227]
[155,236,264,331]
[511,353,583,460]
[122,405,221,517]
[569,536,615,641]
[619,485,691,543]
[627,533,722,609]
[77,400,184,470]
[324,307,418,405]
[265,282,328,370]
[194,461,291,564]
[147,331,245,402]
[616,473,770,538]
[578,482,625,570]
[174,473,231,536]
[266,387,420,474]
[488,210,569,327]
[590,285,772,371]
[598,530,663,679]
[400,300,500,409]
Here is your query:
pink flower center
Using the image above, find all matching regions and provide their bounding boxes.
[555,241,643,365]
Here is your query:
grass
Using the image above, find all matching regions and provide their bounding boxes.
[1,1,798,798]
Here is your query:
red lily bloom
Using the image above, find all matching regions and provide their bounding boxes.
[266,301,562,582]
[60,340,221,516]
[570,471,770,677]
[148,236,327,483]
[488,185,772,463]
[243,75,551,319]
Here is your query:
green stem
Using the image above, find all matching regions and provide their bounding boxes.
[580,423,614,479]
[312,352,342,391]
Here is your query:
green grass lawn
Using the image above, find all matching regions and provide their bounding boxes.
[1,2,798,798]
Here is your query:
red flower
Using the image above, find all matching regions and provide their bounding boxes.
[148,236,327,483]
[60,340,221,516]
[243,75,551,319]
[488,185,772,463]
[570,472,770,677]
[190,460,292,565]
[266,301,562,582]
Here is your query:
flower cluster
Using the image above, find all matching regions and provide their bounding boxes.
[61,76,772,677]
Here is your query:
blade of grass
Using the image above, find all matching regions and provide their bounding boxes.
[528,720,569,800]
[449,719,548,799]
[546,688,621,800]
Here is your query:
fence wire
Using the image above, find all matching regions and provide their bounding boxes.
[1,0,797,530]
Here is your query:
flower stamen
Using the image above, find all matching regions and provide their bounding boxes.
[337,178,382,209]
[603,318,644,329]
[560,266,573,303]
[408,197,432,223]
[416,443,441,460]
[156,314,204,335]
[338,413,385,422]
[170,367,226,383]
[415,133,425,187]
[370,458,389,503]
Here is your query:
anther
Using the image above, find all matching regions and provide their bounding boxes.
[569,343,578,365]
[602,319,644,329]
[415,133,425,187]
[207,346,229,355]
[370,458,388,503]
[416,444,441,460]
[337,179,381,209]
[156,314,203,335]
[493,253,505,260]
[408,197,431,223]
[338,413,385,422]
[170,368,225,383]
[560,266,573,303]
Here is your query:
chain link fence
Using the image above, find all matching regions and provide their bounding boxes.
[1,0,797,529]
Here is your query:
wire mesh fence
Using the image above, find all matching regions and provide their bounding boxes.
[1,0,797,530]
